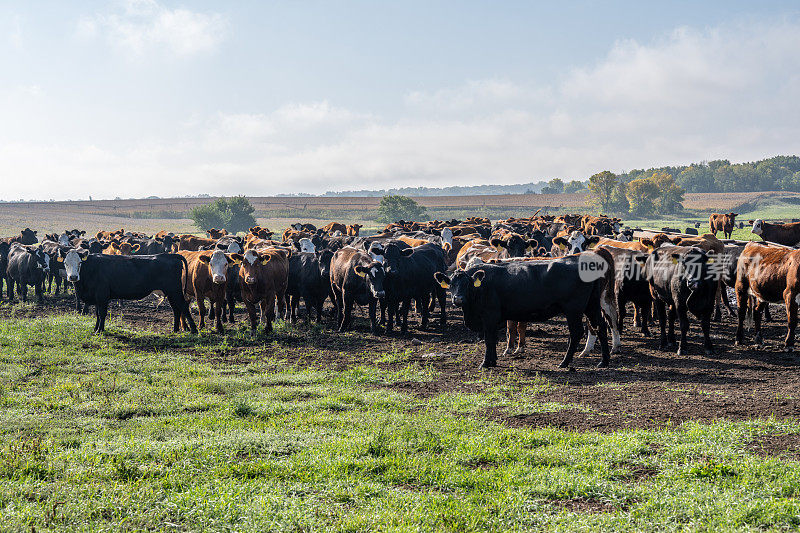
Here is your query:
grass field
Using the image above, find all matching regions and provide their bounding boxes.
[1,301,800,531]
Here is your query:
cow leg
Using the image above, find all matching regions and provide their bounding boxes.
[700,311,714,355]
[764,303,773,322]
[655,300,669,350]
[400,298,412,334]
[214,298,224,333]
[601,293,621,354]
[418,296,429,331]
[480,322,499,368]
[369,298,382,335]
[169,292,197,334]
[559,314,585,368]
[196,297,207,330]
[276,295,286,324]
[333,287,344,329]
[6,277,13,300]
[640,298,652,336]
[35,280,43,303]
[667,306,677,346]
[437,287,447,327]
[513,322,527,354]
[96,301,109,332]
[340,295,354,332]
[502,321,517,356]
[676,305,690,356]
[386,298,396,333]
[753,301,766,346]
[227,293,236,323]
[735,284,749,345]
[784,289,798,352]
[244,301,259,332]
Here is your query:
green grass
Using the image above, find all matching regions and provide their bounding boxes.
[1,314,799,531]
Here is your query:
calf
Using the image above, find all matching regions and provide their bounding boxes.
[285,249,334,322]
[347,224,363,236]
[709,213,737,239]
[735,242,800,349]
[489,232,538,259]
[206,228,228,239]
[232,248,289,333]
[330,247,386,334]
[103,241,140,255]
[434,254,610,369]
[382,242,447,334]
[6,244,50,302]
[750,219,800,246]
[58,249,196,333]
[179,250,237,332]
[598,245,651,336]
[643,246,716,356]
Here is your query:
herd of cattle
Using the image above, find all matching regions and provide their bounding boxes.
[2,211,800,369]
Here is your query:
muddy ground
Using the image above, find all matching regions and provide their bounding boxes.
[2,289,798,432]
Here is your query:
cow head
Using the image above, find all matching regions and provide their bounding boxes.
[552,231,600,254]
[199,250,236,284]
[434,269,484,307]
[751,219,764,236]
[298,238,316,253]
[367,242,386,264]
[383,243,413,274]
[490,233,536,257]
[232,250,271,286]
[59,248,88,282]
[19,228,38,245]
[354,261,386,299]
[317,249,334,279]
[57,233,72,246]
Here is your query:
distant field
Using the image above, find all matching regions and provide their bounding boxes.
[1,190,798,237]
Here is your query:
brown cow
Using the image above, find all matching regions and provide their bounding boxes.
[231,247,289,333]
[735,242,800,350]
[178,235,217,251]
[322,222,348,234]
[96,229,125,241]
[178,249,237,332]
[709,213,737,239]
[750,219,800,246]
[282,228,311,243]
[103,240,140,255]
[1,228,39,246]
[248,226,275,239]
[206,228,228,239]
[346,224,363,236]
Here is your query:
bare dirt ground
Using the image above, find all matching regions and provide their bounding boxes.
[3,290,798,433]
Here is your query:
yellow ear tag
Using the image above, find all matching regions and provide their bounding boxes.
[526,246,532,252]
[473,279,482,288]
[81,256,87,261]
[57,257,64,263]
[558,243,566,249]
[261,259,269,265]
[671,257,678,264]
[356,270,367,278]
[707,258,714,263]
[439,281,449,289]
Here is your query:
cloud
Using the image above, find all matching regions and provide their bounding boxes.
[78,0,227,57]
[4,17,800,199]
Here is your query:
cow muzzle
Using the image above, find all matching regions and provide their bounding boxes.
[374,290,385,299]
[68,275,79,282]
[213,275,226,284]
[452,296,463,306]
[245,276,257,285]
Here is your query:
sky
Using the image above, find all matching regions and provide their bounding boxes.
[1,1,800,200]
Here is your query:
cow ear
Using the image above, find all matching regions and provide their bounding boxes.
[641,239,654,250]
[230,253,243,263]
[401,248,413,256]
[433,272,450,289]
[553,237,567,249]
[670,254,680,265]
[472,270,485,288]
[587,236,601,248]
[442,242,452,252]
[526,239,539,252]
[132,244,140,252]
[260,255,272,265]
[199,255,211,263]
[354,265,368,278]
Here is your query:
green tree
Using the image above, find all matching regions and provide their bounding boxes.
[189,196,257,234]
[626,178,660,217]
[376,195,427,223]
[588,171,622,213]
[650,171,685,214]
[541,178,565,194]
[563,180,586,194]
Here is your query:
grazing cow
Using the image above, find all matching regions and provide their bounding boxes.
[735,242,800,350]
[330,247,386,334]
[231,248,289,333]
[709,213,738,239]
[178,249,237,332]
[382,242,448,333]
[434,254,610,368]
[103,241,140,256]
[684,227,699,235]
[57,249,197,334]
[642,246,716,355]
[285,249,334,322]
[750,219,800,246]
[6,244,50,302]
[206,228,228,239]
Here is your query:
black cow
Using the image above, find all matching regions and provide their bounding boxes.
[434,254,610,369]
[382,242,447,333]
[0,241,9,298]
[597,245,651,336]
[285,249,334,322]
[57,249,197,333]
[40,240,73,295]
[6,244,50,302]
[330,247,386,334]
[129,235,178,255]
[642,246,716,355]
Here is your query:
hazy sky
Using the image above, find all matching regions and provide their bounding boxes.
[2,1,800,200]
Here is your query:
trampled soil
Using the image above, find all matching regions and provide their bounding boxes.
[2,289,799,432]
